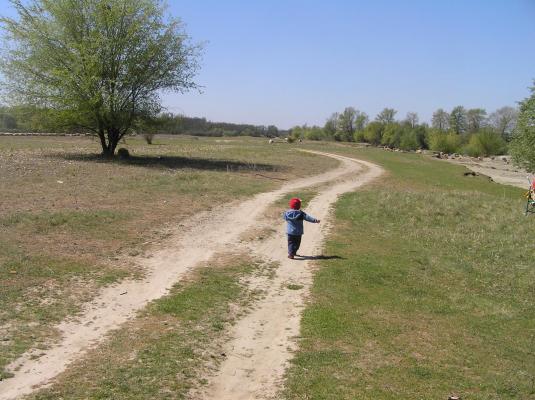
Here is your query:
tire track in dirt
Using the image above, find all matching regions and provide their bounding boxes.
[0,151,380,400]
[198,152,383,400]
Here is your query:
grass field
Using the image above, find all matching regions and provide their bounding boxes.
[0,135,338,376]
[1,136,533,399]
[283,144,535,399]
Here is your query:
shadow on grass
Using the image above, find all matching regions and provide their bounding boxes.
[293,255,345,261]
[48,153,281,173]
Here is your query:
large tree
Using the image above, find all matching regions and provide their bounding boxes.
[375,108,397,124]
[449,106,467,134]
[323,112,339,139]
[466,108,487,133]
[354,110,369,132]
[488,106,518,140]
[510,84,535,172]
[404,112,419,128]
[336,107,357,141]
[1,0,201,156]
[432,108,449,131]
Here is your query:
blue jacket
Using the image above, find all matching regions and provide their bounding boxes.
[283,210,318,235]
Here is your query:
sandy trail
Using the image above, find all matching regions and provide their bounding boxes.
[199,153,383,400]
[0,151,381,400]
[443,156,532,189]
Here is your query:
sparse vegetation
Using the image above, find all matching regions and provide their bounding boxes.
[0,135,338,375]
[464,129,507,157]
[142,132,156,145]
[283,144,535,400]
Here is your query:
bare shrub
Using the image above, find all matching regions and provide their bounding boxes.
[143,132,155,145]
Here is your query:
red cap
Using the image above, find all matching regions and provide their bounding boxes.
[289,198,301,210]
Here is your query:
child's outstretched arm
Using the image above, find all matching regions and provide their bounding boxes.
[303,212,320,224]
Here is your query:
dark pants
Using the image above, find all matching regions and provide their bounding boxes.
[287,234,302,256]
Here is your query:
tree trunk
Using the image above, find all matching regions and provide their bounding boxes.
[109,137,119,156]
[98,131,111,157]
[99,128,120,158]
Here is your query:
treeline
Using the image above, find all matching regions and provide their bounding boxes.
[290,106,518,157]
[0,106,283,138]
[0,106,61,132]
[145,113,282,137]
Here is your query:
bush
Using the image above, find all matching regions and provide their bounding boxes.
[463,129,507,157]
[142,132,155,144]
[428,132,462,153]
[353,130,365,142]
[399,130,419,151]
[381,123,402,148]
[413,125,428,149]
[304,127,324,141]
[363,122,384,145]
[117,148,130,159]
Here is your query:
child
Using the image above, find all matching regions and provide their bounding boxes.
[283,197,320,259]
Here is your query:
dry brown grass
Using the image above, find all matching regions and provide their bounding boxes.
[0,135,338,374]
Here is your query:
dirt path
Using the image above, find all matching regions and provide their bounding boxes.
[198,153,383,400]
[0,151,382,400]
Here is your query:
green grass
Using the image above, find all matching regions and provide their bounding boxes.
[283,146,535,399]
[0,247,128,375]
[28,258,265,399]
[276,189,319,210]
[0,210,127,235]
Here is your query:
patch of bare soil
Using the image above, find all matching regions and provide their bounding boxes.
[443,155,532,189]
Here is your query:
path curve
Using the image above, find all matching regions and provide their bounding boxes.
[198,152,383,399]
[0,151,382,400]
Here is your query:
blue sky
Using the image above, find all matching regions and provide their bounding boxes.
[2,0,535,128]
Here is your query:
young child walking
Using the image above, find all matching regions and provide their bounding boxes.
[283,197,320,259]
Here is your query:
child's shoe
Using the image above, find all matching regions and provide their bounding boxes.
[288,254,294,259]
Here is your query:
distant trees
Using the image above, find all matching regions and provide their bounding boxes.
[510,84,535,172]
[449,106,468,134]
[280,101,515,158]
[354,111,369,132]
[380,123,402,147]
[464,128,507,157]
[266,125,279,137]
[466,108,487,133]
[488,106,518,140]
[323,113,339,139]
[336,107,358,142]
[432,109,449,131]
[376,108,397,124]
[427,105,510,156]
[0,105,63,132]
[0,106,283,138]
[363,122,385,145]
[314,102,515,157]
[0,107,18,130]
[405,112,419,128]
[151,114,279,137]
[319,108,369,142]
